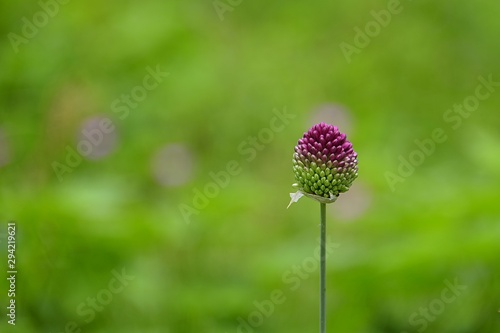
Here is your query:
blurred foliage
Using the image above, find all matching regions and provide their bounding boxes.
[1,0,500,332]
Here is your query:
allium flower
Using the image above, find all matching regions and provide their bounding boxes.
[291,123,358,204]
[287,122,359,333]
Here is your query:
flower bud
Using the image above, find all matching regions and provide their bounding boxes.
[293,123,358,198]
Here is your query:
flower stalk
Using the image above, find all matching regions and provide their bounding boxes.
[320,202,326,333]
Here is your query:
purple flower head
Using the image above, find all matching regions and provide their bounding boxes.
[292,123,358,198]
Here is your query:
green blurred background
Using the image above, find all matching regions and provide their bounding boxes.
[1,0,500,332]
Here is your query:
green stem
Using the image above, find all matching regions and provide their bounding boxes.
[320,202,326,333]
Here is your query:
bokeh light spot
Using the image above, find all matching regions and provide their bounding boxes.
[309,104,352,133]
[151,143,195,187]
[77,116,118,160]
[328,182,372,222]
